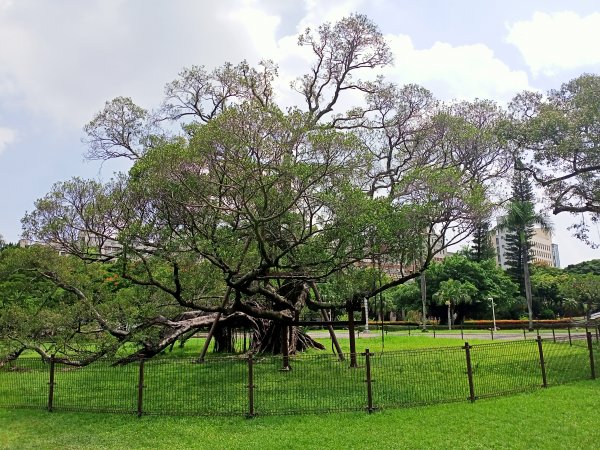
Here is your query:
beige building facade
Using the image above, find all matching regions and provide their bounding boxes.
[492,225,559,269]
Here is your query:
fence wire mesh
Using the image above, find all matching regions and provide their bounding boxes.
[52,359,138,413]
[253,352,364,415]
[544,336,594,385]
[0,357,47,410]
[143,356,247,416]
[469,340,540,398]
[1,335,597,417]
[372,347,467,408]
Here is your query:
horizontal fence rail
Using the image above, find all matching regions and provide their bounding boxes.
[0,333,597,417]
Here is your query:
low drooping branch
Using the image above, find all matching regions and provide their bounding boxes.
[114,312,248,364]
[39,271,129,339]
[0,347,25,368]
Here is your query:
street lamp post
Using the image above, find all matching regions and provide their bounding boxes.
[364,297,369,333]
[488,297,497,331]
[445,300,452,331]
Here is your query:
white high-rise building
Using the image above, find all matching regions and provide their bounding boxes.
[551,243,561,268]
[492,223,559,269]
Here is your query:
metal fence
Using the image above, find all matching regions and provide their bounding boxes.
[365,322,599,343]
[0,333,597,417]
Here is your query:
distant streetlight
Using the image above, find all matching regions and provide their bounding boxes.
[364,297,369,333]
[445,300,452,331]
[488,297,497,331]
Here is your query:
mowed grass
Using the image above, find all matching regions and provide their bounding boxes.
[0,380,598,450]
[1,334,596,417]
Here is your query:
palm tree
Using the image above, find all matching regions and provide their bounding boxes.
[432,279,477,329]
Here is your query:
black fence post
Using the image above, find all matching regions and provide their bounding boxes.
[490,328,494,341]
[364,349,374,413]
[137,359,145,417]
[48,354,55,412]
[433,328,436,339]
[280,325,291,371]
[348,308,358,368]
[463,343,475,402]
[586,332,596,380]
[536,336,547,388]
[568,326,572,346]
[523,328,526,340]
[552,327,556,343]
[247,354,255,418]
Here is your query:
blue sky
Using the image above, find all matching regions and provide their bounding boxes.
[1,0,599,266]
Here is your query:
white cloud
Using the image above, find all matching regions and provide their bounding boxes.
[0,127,16,154]
[383,35,531,103]
[299,0,366,29]
[0,1,266,128]
[0,0,531,130]
[230,7,532,108]
[506,11,600,76]
[228,3,281,59]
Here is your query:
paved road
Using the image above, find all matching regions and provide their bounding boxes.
[308,329,591,342]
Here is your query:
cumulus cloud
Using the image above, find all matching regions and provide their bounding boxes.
[228,3,281,59]
[0,1,267,127]
[0,127,16,154]
[0,0,531,130]
[382,35,531,103]
[507,11,600,76]
[230,4,532,107]
[298,0,366,29]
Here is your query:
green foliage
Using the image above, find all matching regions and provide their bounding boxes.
[529,263,600,318]
[559,273,600,318]
[468,219,495,262]
[530,265,568,317]
[498,161,553,328]
[388,281,421,311]
[432,279,477,306]
[501,165,537,290]
[508,74,600,245]
[564,259,600,276]
[424,255,519,321]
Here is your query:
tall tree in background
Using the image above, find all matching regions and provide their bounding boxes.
[469,219,495,262]
[499,161,552,329]
[503,164,535,289]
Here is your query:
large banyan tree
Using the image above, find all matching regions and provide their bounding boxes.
[2,15,512,366]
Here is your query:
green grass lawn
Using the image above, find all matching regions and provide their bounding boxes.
[0,380,598,450]
[1,335,596,417]
[313,334,492,353]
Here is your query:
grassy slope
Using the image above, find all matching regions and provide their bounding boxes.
[1,381,598,450]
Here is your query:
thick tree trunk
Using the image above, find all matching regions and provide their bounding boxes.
[213,326,235,353]
[249,319,324,354]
